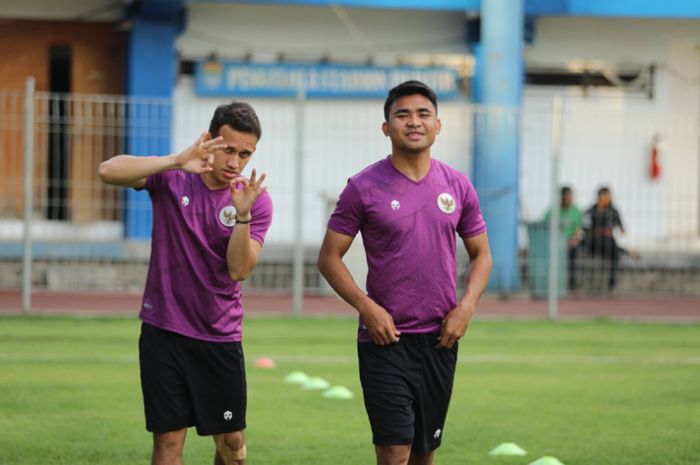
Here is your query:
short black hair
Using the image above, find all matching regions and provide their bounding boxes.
[597,186,611,197]
[383,80,438,121]
[561,186,572,196]
[209,101,262,140]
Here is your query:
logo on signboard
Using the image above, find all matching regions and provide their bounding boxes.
[202,61,224,89]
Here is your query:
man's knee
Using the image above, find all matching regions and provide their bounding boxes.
[152,429,186,459]
[376,444,411,465]
[408,450,435,465]
[214,431,247,464]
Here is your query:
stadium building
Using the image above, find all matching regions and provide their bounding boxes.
[1,0,699,297]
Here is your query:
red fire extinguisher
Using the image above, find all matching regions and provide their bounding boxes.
[650,134,661,180]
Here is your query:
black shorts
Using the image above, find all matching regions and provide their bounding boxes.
[358,333,458,454]
[139,323,246,435]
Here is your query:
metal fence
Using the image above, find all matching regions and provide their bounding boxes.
[2,80,699,312]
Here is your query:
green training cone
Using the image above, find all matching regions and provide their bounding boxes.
[489,442,527,456]
[284,371,309,384]
[302,377,331,390]
[322,385,354,400]
[528,456,564,465]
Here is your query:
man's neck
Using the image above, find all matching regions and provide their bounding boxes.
[200,172,227,191]
[390,151,431,182]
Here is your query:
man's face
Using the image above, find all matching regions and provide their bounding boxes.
[562,192,572,208]
[599,192,611,207]
[207,125,258,189]
[382,94,441,154]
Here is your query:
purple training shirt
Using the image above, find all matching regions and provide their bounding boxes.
[138,170,272,342]
[328,157,486,341]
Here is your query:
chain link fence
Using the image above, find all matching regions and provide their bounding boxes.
[2,81,699,312]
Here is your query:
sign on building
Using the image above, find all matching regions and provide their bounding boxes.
[195,61,460,98]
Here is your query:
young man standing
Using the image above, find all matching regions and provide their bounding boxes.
[318,81,492,465]
[583,186,626,291]
[99,102,272,465]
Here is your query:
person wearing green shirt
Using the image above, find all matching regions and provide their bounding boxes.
[544,186,583,291]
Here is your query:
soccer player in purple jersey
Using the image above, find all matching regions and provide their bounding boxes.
[99,102,272,465]
[318,81,492,465]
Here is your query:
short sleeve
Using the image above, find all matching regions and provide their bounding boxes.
[457,180,487,238]
[249,191,273,245]
[140,171,166,193]
[327,180,365,238]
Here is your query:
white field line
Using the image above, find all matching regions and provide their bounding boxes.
[1,353,699,365]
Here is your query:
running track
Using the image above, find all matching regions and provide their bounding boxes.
[1,290,698,322]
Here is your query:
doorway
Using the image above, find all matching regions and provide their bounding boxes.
[47,45,71,220]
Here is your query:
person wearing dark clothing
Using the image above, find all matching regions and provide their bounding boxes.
[583,187,625,291]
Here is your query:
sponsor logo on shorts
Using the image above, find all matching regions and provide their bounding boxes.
[437,193,455,214]
[391,199,400,211]
[181,196,190,207]
[219,206,237,227]
[433,428,442,439]
[223,410,233,421]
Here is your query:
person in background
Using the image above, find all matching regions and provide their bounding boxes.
[544,186,583,292]
[583,186,626,292]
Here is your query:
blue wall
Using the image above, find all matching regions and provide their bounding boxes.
[222,0,700,18]
[534,0,700,18]
[124,2,183,239]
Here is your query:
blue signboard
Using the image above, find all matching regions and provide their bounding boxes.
[195,61,460,99]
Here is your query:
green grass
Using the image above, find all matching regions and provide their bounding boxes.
[1,315,699,465]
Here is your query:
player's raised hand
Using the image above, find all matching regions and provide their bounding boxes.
[230,168,268,218]
[359,301,401,346]
[175,132,226,174]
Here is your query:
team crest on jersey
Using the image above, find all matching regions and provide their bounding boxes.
[219,206,237,227]
[437,193,456,214]
[391,199,400,211]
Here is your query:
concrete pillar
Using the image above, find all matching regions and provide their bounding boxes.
[125,2,183,239]
[472,0,524,291]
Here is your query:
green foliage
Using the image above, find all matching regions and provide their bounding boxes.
[1,315,699,465]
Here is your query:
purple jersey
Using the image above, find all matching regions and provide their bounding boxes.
[139,170,272,342]
[328,157,486,341]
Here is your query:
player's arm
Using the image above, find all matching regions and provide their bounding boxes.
[226,169,267,281]
[317,230,400,345]
[437,232,492,349]
[226,226,262,282]
[98,133,225,188]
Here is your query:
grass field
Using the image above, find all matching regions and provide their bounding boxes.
[1,315,699,465]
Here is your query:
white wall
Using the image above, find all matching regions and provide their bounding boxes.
[0,0,120,20]
[174,9,700,252]
[173,78,473,246]
[523,17,700,249]
[521,89,683,248]
[178,3,472,68]
[173,84,698,252]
